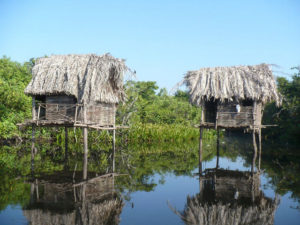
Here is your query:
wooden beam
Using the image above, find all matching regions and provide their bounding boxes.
[216,128,220,169]
[112,128,116,173]
[251,129,258,174]
[65,127,68,166]
[199,127,203,175]
[83,105,88,180]
[258,128,262,172]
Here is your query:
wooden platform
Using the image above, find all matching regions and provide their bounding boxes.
[194,122,277,130]
[17,120,129,130]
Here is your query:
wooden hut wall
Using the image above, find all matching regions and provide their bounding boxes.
[214,174,260,201]
[45,96,77,121]
[85,103,116,126]
[254,102,262,126]
[217,101,255,127]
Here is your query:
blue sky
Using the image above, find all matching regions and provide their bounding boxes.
[0,0,299,90]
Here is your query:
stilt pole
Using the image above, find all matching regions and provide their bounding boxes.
[83,127,88,180]
[112,128,116,173]
[199,106,204,175]
[31,97,36,173]
[199,127,203,175]
[216,128,220,169]
[252,129,258,174]
[83,105,88,180]
[258,129,262,172]
[65,127,68,165]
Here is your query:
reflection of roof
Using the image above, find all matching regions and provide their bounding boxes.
[25,54,131,104]
[184,64,281,106]
[23,198,123,225]
[179,169,279,225]
[23,173,123,225]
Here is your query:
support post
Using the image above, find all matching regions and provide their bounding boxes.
[112,128,116,173]
[258,128,262,172]
[199,127,203,175]
[251,129,258,174]
[31,125,36,172]
[216,128,220,169]
[31,97,36,172]
[64,127,69,169]
[199,106,204,175]
[83,105,88,180]
[112,109,116,173]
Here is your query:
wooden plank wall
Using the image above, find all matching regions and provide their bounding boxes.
[45,96,76,120]
[217,103,254,127]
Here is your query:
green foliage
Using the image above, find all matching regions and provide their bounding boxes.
[263,67,300,145]
[117,81,202,126]
[0,57,32,139]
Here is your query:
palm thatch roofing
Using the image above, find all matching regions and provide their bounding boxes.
[180,195,278,225]
[184,64,281,106]
[23,197,123,225]
[25,54,132,104]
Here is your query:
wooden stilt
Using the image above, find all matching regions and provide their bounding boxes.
[30,183,35,204]
[31,125,36,172]
[83,127,88,180]
[83,105,88,180]
[251,129,258,174]
[31,97,36,173]
[216,128,220,169]
[35,179,39,200]
[199,106,205,175]
[258,129,262,172]
[199,126,203,175]
[65,127,68,166]
[112,128,116,173]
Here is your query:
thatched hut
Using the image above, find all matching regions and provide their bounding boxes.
[23,173,123,225]
[25,54,130,127]
[184,64,282,171]
[184,64,281,129]
[175,169,279,225]
[23,54,132,175]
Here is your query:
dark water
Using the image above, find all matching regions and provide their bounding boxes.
[0,136,299,225]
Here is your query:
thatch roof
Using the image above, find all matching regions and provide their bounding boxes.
[180,196,278,225]
[25,54,132,104]
[184,64,281,106]
[23,197,123,225]
[170,169,279,225]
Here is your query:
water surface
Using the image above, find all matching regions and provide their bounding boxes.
[0,136,299,225]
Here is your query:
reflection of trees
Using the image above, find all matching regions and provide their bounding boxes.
[176,169,279,225]
[115,141,217,194]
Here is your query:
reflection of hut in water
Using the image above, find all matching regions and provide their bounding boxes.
[23,173,123,225]
[177,169,278,225]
